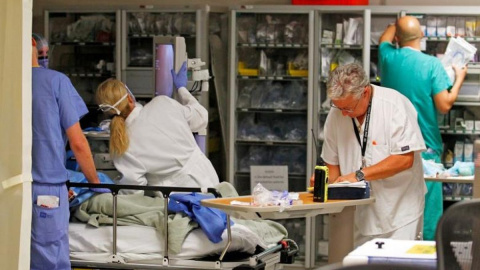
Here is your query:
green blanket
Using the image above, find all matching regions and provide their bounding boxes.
[73,182,287,254]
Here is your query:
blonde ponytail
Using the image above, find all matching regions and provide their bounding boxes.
[96,79,131,157]
[109,115,129,157]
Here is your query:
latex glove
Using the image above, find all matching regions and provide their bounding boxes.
[90,187,111,193]
[171,61,188,89]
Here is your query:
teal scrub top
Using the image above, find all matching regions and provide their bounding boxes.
[378,42,452,155]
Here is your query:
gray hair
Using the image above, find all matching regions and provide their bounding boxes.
[327,63,369,99]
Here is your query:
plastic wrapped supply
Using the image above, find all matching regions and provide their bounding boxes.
[67,15,115,42]
[426,16,437,37]
[465,17,476,38]
[441,37,477,83]
[251,183,295,212]
[446,17,456,37]
[343,17,363,45]
[437,17,447,37]
[456,17,466,37]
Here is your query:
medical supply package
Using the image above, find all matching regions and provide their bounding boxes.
[328,181,370,200]
[441,37,477,83]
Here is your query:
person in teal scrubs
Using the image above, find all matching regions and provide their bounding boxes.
[378,16,467,240]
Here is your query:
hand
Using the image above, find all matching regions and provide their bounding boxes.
[90,187,110,193]
[171,61,188,89]
[330,173,357,184]
[452,64,467,82]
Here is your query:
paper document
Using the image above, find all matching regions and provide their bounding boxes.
[329,181,366,188]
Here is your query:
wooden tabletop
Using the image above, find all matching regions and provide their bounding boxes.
[201,192,375,219]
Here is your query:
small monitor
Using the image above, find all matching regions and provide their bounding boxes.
[153,36,187,97]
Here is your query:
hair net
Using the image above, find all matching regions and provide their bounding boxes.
[32,33,48,50]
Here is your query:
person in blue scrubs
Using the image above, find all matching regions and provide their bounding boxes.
[378,16,467,240]
[31,33,103,270]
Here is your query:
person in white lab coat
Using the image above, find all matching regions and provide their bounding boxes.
[321,63,427,246]
[95,62,219,192]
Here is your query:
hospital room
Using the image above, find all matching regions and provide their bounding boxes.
[3,0,480,269]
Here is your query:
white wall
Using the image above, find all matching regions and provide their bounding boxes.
[0,0,33,269]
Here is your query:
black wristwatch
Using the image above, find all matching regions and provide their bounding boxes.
[355,169,365,182]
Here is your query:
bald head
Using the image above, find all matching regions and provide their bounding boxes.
[396,16,423,46]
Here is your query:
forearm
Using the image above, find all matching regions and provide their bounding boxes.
[379,24,396,44]
[66,123,100,184]
[325,163,341,183]
[177,87,198,106]
[361,153,413,181]
[71,138,100,184]
[445,79,463,108]
[334,152,414,183]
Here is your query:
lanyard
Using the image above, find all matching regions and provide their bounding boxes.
[351,96,372,169]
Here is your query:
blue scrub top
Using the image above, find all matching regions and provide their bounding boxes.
[32,67,88,184]
[378,42,452,155]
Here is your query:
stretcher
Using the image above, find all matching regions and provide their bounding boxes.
[66,182,298,270]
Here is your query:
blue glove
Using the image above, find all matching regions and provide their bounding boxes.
[171,61,188,89]
[90,187,111,193]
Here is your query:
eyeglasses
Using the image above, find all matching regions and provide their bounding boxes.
[330,89,366,113]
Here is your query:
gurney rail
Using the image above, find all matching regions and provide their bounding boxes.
[67,181,222,265]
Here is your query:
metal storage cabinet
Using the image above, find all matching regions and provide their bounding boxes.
[44,9,121,127]
[402,6,480,203]
[227,6,315,268]
[121,5,211,98]
[227,6,315,196]
[312,7,371,152]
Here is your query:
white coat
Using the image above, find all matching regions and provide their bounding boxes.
[321,85,427,236]
[114,87,219,193]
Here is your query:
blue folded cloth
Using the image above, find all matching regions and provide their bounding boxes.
[168,193,231,243]
[68,170,114,207]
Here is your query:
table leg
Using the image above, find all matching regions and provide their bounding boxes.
[328,206,355,264]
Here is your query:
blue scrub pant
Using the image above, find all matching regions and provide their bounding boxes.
[31,182,70,270]
[422,151,443,240]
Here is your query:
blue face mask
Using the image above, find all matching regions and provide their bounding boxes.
[38,57,49,68]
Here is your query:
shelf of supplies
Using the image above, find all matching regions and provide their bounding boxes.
[425,36,480,42]
[237,108,307,114]
[237,43,308,48]
[66,72,114,78]
[321,44,363,50]
[466,67,480,74]
[439,129,479,135]
[237,75,308,81]
[129,34,196,38]
[454,101,480,106]
[83,132,110,140]
[424,175,474,183]
[236,139,307,146]
[443,195,472,201]
[50,41,115,46]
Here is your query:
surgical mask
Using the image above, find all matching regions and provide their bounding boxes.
[38,56,49,68]
[99,93,128,115]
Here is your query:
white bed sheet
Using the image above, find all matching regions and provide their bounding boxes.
[69,222,265,262]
